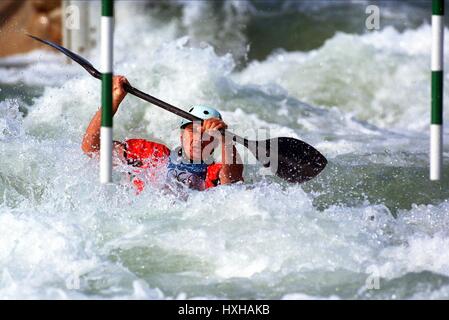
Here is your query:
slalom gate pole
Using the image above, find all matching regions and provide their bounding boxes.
[431,0,444,180]
[100,0,113,184]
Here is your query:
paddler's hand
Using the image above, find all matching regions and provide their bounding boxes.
[202,118,228,135]
[112,75,130,110]
[200,118,228,147]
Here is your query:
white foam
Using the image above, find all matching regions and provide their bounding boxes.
[234,25,449,132]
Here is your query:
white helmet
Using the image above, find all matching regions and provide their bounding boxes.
[180,105,222,128]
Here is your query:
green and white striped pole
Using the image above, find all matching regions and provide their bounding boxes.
[431,0,444,181]
[100,0,113,184]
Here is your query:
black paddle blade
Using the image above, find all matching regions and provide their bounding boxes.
[27,34,102,80]
[250,137,327,183]
[275,137,327,183]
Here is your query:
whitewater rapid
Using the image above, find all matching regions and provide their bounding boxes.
[1,1,449,299]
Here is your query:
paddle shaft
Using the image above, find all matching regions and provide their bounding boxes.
[27,34,328,183]
[27,34,250,148]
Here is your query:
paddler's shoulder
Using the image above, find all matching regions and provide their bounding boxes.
[124,138,171,160]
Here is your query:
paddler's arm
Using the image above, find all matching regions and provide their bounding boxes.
[202,118,244,185]
[81,75,129,161]
[219,137,244,185]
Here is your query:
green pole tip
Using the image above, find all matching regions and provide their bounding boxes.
[433,0,444,15]
[102,0,114,17]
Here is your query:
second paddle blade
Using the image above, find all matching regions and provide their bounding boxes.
[251,137,327,184]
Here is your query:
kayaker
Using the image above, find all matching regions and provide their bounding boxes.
[82,75,244,191]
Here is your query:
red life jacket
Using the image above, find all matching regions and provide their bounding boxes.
[124,138,222,192]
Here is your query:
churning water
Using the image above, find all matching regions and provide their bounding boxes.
[1,0,449,299]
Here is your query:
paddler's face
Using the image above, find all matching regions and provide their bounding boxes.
[181,123,215,161]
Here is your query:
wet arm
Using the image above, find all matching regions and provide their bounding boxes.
[81,76,129,157]
[219,137,243,185]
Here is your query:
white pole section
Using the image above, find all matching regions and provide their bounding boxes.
[431,0,444,181]
[100,0,113,184]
